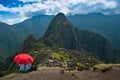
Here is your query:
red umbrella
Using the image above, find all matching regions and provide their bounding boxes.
[14,53,34,65]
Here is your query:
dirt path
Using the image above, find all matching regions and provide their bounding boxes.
[8,67,120,80]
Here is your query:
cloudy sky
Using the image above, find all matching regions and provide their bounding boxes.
[0,0,120,25]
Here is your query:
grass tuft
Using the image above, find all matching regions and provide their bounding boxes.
[0,73,18,80]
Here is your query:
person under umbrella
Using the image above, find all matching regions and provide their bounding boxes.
[14,53,34,71]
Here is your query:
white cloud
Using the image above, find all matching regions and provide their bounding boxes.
[5,17,27,25]
[104,1,117,9]
[0,0,119,24]
[0,0,118,15]
[0,4,9,11]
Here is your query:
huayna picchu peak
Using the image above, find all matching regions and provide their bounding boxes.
[43,13,80,50]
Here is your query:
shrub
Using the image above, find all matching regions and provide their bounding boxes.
[76,63,84,67]
[111,64,120,67]
[76,63,89,71]
[93,64,112,72]
[0,71,10,77]
[51,53,66,60]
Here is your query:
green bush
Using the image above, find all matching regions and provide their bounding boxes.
[76,62,90,71]
[51,53,66,60]
[93,64,112,72]
[0,71,10,77]
[76,62,84,67]
[110,64,120,67]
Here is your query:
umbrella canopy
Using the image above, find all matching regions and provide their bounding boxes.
[14,53,34,65]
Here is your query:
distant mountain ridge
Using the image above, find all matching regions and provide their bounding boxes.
[13,15,53,38]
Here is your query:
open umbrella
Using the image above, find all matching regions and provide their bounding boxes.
[14,53,34,65]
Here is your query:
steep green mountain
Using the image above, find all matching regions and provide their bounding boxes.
[0,22,25,57]
[43,13,80,50]
[41,13,120,63]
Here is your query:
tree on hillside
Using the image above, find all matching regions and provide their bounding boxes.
[20,34,37,52]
